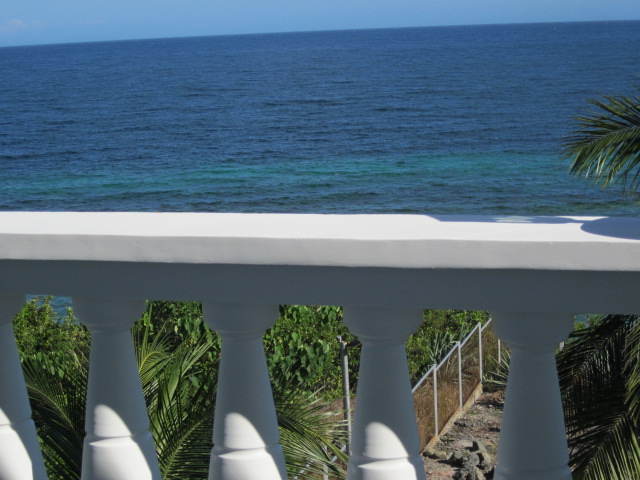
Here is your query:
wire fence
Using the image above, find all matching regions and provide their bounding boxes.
[412,319,500,451]
[294,319,501,478]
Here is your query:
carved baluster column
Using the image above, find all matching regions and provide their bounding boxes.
[203,303,287,480]
[344,307,426,480]
[74,298,161,480]
[492,312,573,480]
[0,295,48,479]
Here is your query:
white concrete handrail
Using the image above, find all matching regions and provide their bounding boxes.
[1,212,639,480]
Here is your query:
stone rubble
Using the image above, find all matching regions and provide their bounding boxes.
[423,391,504,480]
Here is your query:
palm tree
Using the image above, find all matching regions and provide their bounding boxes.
[559,91,640,480]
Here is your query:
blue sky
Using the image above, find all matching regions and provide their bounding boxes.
[1,0,640,47]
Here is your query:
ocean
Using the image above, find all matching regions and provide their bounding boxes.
[1,21,640,216]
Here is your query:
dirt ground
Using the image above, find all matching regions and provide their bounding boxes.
[422,391,505,480]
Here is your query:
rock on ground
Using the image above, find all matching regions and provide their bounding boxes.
[422,391,504,480]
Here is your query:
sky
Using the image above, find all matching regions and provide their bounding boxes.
[1,0,640,47]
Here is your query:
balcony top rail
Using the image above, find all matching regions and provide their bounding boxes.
[1,211,639,267]
[1,212,639,313]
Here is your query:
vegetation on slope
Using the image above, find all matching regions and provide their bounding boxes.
[13,297,487,479]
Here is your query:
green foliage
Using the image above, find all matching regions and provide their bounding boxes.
[22,350,87,480]
[407,310,489,384]
[561,89,640,479]
[16,300,347,479]
[276,387,348,479]
[135,319,216,479]
[140,301,218,346]
[266,306,489,398]
[483,347,510,393]
[139,301,221,381]
[13,297,90,378]
[13,299,489,479]
[265,305,358,398]
[558,315,640,480]
[12,297,89,479]
[563,90,640,194]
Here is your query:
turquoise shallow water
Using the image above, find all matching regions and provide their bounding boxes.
[1,21,640,216]
[2,152,637,215]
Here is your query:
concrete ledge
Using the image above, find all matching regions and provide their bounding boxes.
[0,213,639,271]
[0,213,639,314]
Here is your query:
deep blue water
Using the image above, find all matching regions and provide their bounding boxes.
[1,21,640,215]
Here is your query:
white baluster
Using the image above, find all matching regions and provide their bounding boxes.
[203,303,287,480]
[344,307,426,480]
[74,298,160,480]
[492,311,573,480]
[0,295,48,480]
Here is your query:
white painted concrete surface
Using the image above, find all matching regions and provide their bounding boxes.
[0,212,639,271]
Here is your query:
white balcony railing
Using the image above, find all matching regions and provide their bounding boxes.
[1,212,640,480]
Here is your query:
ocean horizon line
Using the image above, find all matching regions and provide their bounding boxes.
[2,18,639,50]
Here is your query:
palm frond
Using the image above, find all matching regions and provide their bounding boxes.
[151,379,214,479]
[574,416,640,480]
[23,356,87,480]
[136,327,216,479]
[563,92,640,193]
[134,319,172,383]
[558,315,640,480]
[273,377,349,478]
[624,318,640,429]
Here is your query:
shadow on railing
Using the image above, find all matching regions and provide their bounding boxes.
[412,319,500,451]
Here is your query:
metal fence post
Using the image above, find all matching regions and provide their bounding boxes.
[433,366,439,437]
[338,336,352,456]
[457,341,463,409]
[478,322,483,382]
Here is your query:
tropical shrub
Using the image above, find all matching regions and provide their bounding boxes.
[265,305,357,398]
[13,296,90,377]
